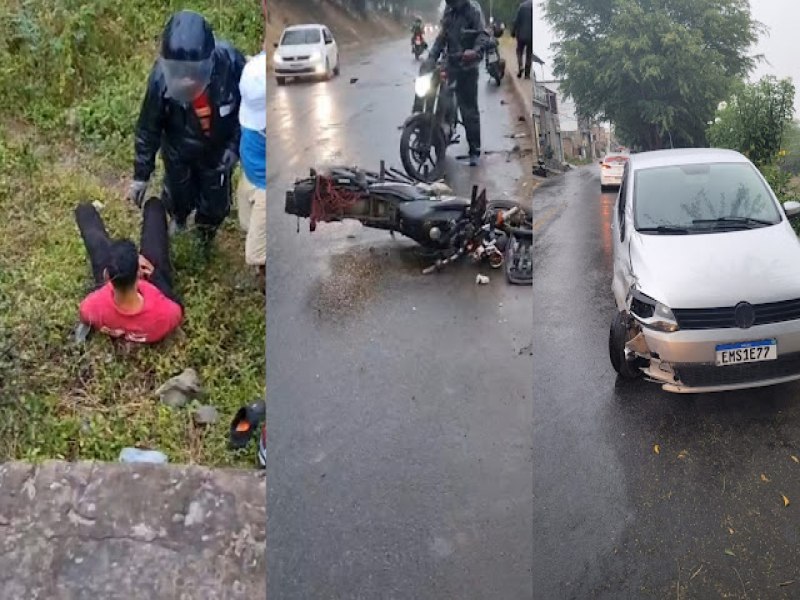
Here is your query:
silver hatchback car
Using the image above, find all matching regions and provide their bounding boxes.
[609,148,800,393]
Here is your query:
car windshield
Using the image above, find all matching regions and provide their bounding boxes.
[281,29,321,45]
[633,162,782,233]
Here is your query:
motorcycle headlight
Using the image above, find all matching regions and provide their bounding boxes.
[630,290,679,332]
[415,73,433,98]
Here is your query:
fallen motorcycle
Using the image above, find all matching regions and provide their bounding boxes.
[284,162,533,284]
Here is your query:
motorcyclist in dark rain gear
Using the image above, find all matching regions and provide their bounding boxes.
[424,0,489,166]
[127,11,246,246]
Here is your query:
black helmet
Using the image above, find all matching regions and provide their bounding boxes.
[161,11,214,61]
[159,11,215,102]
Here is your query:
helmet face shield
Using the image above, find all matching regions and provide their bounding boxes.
[161,57,212,103]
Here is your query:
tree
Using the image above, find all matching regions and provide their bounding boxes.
[708,77,795,166]
[544,0,762,150]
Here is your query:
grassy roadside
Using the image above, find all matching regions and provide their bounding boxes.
[0,2,265,466]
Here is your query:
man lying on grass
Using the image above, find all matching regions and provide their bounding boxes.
[76,197,183,344]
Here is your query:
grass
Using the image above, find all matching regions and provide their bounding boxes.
[0,1,265,466]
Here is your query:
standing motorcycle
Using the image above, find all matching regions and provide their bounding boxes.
[412,33,428,60]
[485,22,506,85]
[284,162,533,284]
[399,30,480,183]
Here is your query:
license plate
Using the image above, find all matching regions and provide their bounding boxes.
[715,339,777,366]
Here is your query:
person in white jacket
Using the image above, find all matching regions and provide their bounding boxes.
[236,50,266,286]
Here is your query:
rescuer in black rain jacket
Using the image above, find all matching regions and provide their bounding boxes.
[127,11,246,246]
[425,0,489,166]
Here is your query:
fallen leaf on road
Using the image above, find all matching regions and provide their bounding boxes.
[728,527,735,535]
[791,455,799,464]
[653,444,660,454]
[761,473,770,483]
[724,549,736,557]
[677,450,688,460]
[782,494,790,507]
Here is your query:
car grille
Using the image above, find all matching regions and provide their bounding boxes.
[673,298,800,330]
[283,55,310,61]
[674,352,800,388]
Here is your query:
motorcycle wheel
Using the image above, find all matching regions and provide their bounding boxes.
[400,114,447,183]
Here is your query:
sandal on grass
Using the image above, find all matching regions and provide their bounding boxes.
[229,400,266,450]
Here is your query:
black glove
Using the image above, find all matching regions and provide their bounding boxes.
[219,149,238,171]
[127,179,148,208]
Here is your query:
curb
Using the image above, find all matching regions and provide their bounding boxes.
[502,48,535,143]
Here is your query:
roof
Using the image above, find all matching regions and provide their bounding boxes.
[629,148,749,170]
[284,24,324,30]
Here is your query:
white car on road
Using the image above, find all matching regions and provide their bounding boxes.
[609,148,800,393]
[599,152,628,190]
[273,24,340,85]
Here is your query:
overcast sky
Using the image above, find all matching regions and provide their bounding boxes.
[533,0,800,113]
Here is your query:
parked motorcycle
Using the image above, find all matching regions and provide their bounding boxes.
[399,30,480,183]
[284,162,533,284]
[412,33,428,60]
[485,22,506,85]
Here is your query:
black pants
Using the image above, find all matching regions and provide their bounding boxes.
[516,39,533,77]
[74,198,182,307]
[455,68,481,156]
[162,156,232,233]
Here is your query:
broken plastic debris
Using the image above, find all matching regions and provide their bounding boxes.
[476,274,490,285]
[653,444,660,454]
[119,448,168,464]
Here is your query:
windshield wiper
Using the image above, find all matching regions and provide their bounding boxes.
[637,226,691,234]
[692,217,776,228]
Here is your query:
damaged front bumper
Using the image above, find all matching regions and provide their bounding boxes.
[625,323,800,394]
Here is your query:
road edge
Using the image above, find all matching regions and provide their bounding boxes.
[502,49,535,142]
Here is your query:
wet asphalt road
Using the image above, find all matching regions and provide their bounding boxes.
[266,39,533,598]
[532,167,800,599]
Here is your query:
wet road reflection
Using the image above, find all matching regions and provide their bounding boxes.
[533,165,800,598]
[266,38,533,599]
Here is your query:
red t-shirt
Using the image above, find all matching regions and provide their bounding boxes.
[79,280,183,344]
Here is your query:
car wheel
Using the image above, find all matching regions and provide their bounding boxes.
[324,58,332,80]
[276,76,286,86]
[333,56,340,76]
[609,311,644,380]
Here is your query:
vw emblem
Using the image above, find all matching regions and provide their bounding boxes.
[734,302,756,329]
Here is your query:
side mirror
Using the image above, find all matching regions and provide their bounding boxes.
[784,200,800,218]
[325,39,333,45]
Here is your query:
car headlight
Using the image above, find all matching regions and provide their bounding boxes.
[415,73,433,98]
[630,290,679,332]
[309,50,322,62]
[273,52,284,64]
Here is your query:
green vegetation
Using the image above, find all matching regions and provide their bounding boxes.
[544,0,760,150]
[0,1,265,466]
[708,77,797,201]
